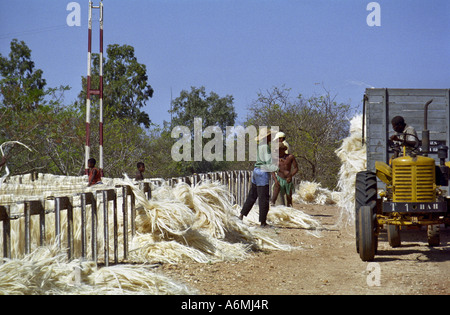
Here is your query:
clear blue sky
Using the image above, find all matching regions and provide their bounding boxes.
[1,0,449,126]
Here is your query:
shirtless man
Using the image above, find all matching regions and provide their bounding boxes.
[135,162,145,181]
[271,143,298,207]
[87,158,102,187]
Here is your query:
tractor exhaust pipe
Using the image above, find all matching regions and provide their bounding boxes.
[422,99,433,156]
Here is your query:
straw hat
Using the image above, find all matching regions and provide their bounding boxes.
[255,127,272,141]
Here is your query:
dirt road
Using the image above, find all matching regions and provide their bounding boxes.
[160,204,450,295]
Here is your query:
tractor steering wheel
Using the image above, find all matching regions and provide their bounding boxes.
[389,132,421,155]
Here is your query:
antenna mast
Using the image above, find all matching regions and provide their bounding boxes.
[85,0,104,176]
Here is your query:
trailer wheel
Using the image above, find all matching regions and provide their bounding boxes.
[427,225,440,246]
[355,171,377,253]
[387,224,401,247]
[359,206,377,261]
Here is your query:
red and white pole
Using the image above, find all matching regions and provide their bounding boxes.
[85,1,104,176]
[99,1,104,177]
[85,1,93,175]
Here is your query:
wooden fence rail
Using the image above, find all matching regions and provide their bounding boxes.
[0,171,298,263]
[160,170,300,207]
[0,184,148,266]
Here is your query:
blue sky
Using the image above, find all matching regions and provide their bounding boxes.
[1,0,449,126]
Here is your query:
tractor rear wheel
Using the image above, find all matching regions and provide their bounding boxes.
[355,171,378,253]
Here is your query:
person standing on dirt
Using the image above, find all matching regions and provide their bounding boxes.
[239,127,278,228]
[271,143,298,207]
[390,116,418,158]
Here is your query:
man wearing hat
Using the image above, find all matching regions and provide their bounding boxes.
[274,131,290,154]
[239,127,278,227]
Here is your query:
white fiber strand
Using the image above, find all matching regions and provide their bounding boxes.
[335,114,367,226]
[0,141,33,188]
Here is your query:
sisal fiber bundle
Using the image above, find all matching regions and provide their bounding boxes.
[92,264,194,295]
[292,181,337,205]
[335,114,367,225]
[116,176,304,263]
[238,204,322,238]
[0,245,194,295]
[1,172,326,295]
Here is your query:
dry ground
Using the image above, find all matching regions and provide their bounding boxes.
[160,204,450,295]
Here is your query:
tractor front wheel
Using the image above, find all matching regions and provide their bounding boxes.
[387,224,401,247]
[359,206,377,261]
[427,225,440,247]
[355,171,378,253]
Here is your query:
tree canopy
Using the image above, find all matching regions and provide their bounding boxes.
[1,39,354,188]
[170,86,236,132]
[77,44,154,128]
[169,86,237,175]
[0,39,46,111]
[0,39,80,175]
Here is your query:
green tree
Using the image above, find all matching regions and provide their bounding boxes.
[168,86,237,174]
[1,40,164,178]
[170,86,236,132]
[77,44,154,128]
[1,39,84,175]
[0,39,46,111]
[141,123,182,178]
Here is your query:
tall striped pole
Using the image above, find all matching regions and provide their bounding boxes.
[85,1,104,176]
[99,1,104,177]
[85,1,93,175]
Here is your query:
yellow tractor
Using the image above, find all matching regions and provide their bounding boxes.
[356,90,450,261]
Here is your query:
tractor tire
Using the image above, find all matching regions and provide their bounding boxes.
[359,205,377,261]
[355,171,378,253]
[387,224,401,247]
[427,225,440,247]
